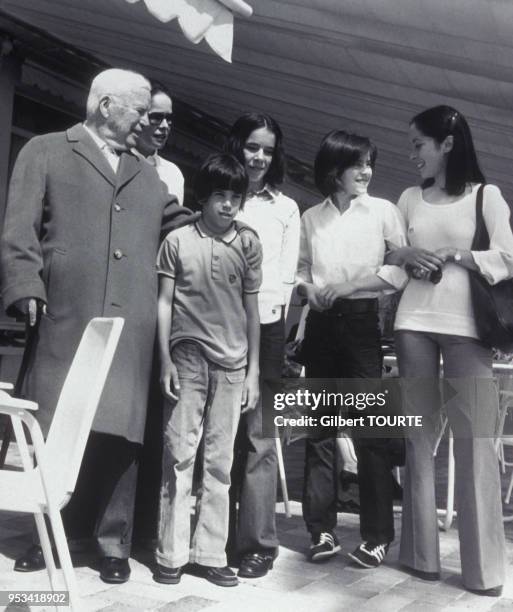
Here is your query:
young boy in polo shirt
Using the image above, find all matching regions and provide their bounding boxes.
[153,154,261,588]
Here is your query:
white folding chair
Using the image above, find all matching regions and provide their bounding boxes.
[0,317,124,611]
[276,304,310,518]
[494,388,513,521]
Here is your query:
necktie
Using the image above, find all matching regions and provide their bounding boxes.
[101,144,120,173]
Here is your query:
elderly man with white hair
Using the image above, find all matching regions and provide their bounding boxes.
[1,68,193,583]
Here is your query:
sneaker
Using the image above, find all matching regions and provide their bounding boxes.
[348,542,389,568]
[309,532,341,562]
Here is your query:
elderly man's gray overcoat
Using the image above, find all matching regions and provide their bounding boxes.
[1,123,191,443]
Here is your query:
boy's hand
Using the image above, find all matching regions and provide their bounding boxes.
[241,370,260,413]
[160,359,181,401]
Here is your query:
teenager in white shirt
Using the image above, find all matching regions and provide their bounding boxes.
[225,113,300,578]
[297,130,408,568]
[387,105,513,596]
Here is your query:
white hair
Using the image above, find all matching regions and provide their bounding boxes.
[86,68,151,118]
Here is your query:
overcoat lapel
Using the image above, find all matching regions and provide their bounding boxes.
[66,124,117,186]
[116,153,142,195]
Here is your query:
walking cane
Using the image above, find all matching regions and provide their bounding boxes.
[0,305,41,468]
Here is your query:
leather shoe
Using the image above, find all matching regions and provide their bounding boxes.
[99,557,131,584]
[401,564,440,582]
[198,565,238,587]
[153,563,183,585]
[14,545,46,572]
[238,552,274,578]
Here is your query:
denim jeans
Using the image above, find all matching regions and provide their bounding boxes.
[155,341,244,568]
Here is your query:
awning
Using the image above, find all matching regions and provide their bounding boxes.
[123,0,253,62]
[1,0,512,205]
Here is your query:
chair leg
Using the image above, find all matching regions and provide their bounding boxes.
[433,415,448,457]
[275,436,291,518]
[46,504,81,612]
[438,433,455,531]
[393,465,401,485]
[505,470,513,505]
[33,511,58,588]
[0,419,12,468]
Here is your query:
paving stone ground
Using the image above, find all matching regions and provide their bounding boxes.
[1,442,513,611]
[1,503,512,612]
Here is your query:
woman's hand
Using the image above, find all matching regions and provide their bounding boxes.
[319,282,356,309]
[387,246,443,271]
[406,265,430,280]
[434,247,457,263]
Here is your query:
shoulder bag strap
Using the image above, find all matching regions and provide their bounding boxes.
[471,184,490,252]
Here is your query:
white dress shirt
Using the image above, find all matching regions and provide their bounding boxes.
[237,185,300,324]
[146,153,185,206]
[297,194,408,298]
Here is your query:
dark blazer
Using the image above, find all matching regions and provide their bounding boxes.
[1,123,192,443]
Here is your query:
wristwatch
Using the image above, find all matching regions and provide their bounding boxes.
[453,250,462,263]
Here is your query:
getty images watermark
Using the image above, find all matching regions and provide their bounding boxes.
[261,377,499,439]
[273,387,421,429]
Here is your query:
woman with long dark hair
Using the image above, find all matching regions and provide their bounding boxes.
[225,113,300,578]
[389,105,513,595]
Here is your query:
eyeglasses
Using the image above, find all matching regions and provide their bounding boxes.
[148,112,173,126]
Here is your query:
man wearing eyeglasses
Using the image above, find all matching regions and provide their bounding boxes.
[131,84,186,548]
[134,83,185,205]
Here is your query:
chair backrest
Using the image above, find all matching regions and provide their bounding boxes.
[44,318,124,500]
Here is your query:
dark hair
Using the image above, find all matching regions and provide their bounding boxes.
[150,80,172,99]
[225,113,285,187]
[411,105,485,195]
[194,153,248,207]
[314,130,377,197]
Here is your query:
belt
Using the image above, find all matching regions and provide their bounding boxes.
[321,298,378,316]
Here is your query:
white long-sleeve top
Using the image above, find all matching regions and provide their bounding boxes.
[395,183,513,338]
[297,194,408,297]
[237,185,300,324]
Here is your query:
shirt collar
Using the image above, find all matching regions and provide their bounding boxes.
[146,151,161,167]
[83,124,121,155]
[246,183,277,202]
[195,220,238,244]
[324,193,368,213]
[130,148,160,167]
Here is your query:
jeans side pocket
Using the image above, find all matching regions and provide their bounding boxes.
[225,367,246,384]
